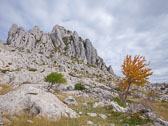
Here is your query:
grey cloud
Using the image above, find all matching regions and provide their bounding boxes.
[0,0,168,82]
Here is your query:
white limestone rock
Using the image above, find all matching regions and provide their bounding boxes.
[93,102,105,108]
[27,120,33,124]
[84,39,98,65]
[156,118,168,126]
[64,96,78,106]
[6,24,116,74]
[82,103,87,106]
[0,84,78,120]
[110,101,128,112]
[87,121,94,125]
[160,94,168,102]
[99,114,107,119]
[107,65,114,74]
[79,112,82,115]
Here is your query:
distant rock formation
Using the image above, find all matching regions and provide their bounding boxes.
[7,24,114,74]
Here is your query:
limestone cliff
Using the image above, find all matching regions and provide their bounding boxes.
[7,24,114,74]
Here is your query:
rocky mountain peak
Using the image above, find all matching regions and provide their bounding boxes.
[6,24,114,74]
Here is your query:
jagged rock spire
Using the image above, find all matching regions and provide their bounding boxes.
[6,24,114,74]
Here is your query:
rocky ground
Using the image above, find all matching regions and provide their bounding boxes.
[0,24,168,126]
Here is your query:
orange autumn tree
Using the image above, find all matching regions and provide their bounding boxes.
[118,55,153,103]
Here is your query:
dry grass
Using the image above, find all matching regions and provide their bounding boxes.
[132,89,150,96]
[128,98,142,103]
[129,98,168,121]
[0,84,15,95]
[140,99,155,111]
[152,102,168,121]
[3,92,155,126]
[4,115,90,126]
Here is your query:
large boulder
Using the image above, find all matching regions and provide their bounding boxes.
[0,84,78,120]
[110,101,128,112]
[156,118,168,126]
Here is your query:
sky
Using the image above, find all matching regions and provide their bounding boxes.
[0,0,168,83]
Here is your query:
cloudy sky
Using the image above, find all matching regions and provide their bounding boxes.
[0,0,168,82]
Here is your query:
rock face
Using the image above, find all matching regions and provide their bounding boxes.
[85,83,117,101]
[0,84,78,120]
[132,83,168,102]
[0,24,119,122]
[156,118,168,126]
[110,101,128,112]
[64,96,78,105]
[6,24,113,73]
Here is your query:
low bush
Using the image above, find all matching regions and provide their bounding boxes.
[113,87,121,91]
[28,68,37,72]
[45,72,66,91]
[1,69,11,73]
[75,83,85,90]
[161,87,165,90]
[113,97,127,108]
[122,113,153,125]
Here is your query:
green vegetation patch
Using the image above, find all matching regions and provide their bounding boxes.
[62,37,68,45]
[121,113,153,125]
[28,68,37,72]
[113,97,127,108]
[74,83,86,90]
[1,69,11,73]
[45,72,67,84]
[113,87,121,91]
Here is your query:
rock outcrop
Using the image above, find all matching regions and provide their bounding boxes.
[132,83,168,102]
[0,24,119,123]
[6,24,113,73]
[0,84,78,120]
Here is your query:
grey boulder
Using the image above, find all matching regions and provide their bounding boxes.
[0,84,78,120]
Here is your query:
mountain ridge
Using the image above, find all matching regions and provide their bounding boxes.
[6,24,114,74]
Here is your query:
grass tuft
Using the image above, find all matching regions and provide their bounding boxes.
[0,84,15,95]
[113,97,127,108]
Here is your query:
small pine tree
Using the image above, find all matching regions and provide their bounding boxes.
[44,72,66,91]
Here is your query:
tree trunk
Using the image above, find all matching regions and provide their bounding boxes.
[47,83,54,92]
[124,79,131,103]
[118,92,125,103]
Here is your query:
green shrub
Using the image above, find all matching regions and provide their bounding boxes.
[45,72,66,91]
[28,68,37,72]
[15,68,22,71]
[122,113,153,125]
[8,62,12,65]
[11,49,16,52]
[113,97,127,108]
[1,69,11,73]
[39,52,43,54]
[75,83,85,90]
[113,87,121,91]
[62,37,68,45]
[161,87,165,90]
